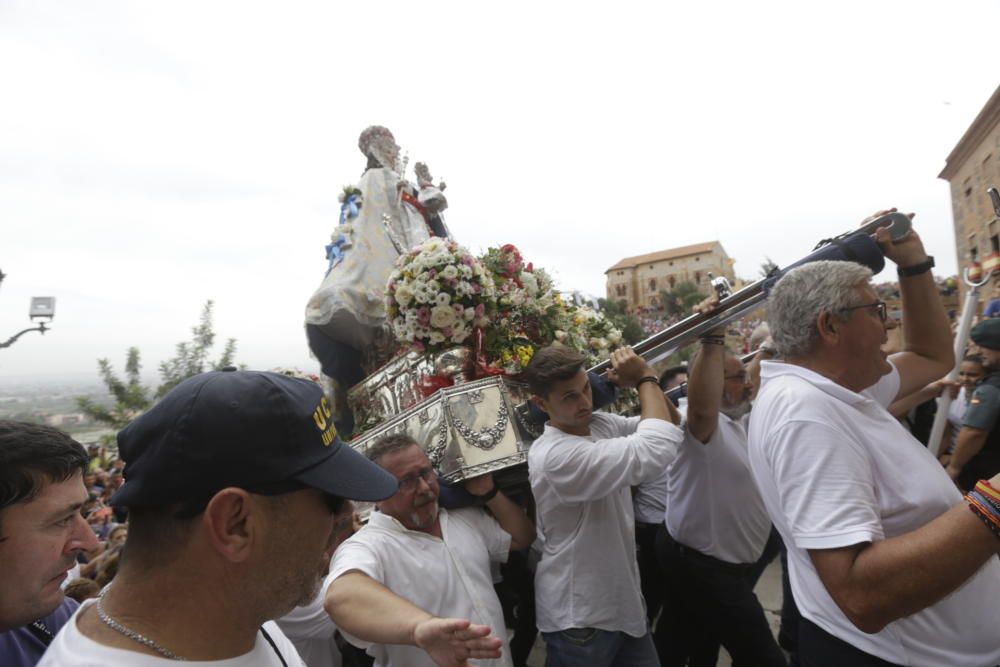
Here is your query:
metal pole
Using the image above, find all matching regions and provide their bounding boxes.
[927,268,991,456]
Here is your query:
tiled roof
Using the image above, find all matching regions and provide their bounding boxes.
[606,241,721,273]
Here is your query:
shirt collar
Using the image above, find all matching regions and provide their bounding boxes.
[367,507,447,535]
[759,359,873,406]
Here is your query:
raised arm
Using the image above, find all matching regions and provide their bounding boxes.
[873,216,954,398]
[464,474,535,551]
[325,571,503,667]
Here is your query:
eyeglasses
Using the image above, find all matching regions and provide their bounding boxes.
[840,301,887,323]
[396,466,436,493]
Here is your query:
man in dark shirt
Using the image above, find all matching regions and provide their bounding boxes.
[0,420,99,666]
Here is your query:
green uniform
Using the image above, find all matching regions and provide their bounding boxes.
[958,372,1000,490]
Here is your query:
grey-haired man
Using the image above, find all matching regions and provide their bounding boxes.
[748,215,1000,667]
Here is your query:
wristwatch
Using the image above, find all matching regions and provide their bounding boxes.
[897,256,934,278]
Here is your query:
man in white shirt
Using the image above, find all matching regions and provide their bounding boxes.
[39,369,401,667]
[325,433,536,667]
[656,334,785,667]
[749,216,1000,667]
[525,344,683,667]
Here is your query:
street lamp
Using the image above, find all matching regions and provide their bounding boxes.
[0,279,56,349]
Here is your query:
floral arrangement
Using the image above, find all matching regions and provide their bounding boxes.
[478,245,623,374]
[385,241,626,374]
[386,239,494,353]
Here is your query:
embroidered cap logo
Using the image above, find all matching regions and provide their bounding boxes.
[312,396,338,446]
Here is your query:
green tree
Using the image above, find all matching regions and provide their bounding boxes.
[77,301,238,442]
[658,281,706,317]
[157,301,237,398]
[76,347,152,445]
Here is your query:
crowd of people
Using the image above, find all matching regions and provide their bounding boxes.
[3,214,1000,667]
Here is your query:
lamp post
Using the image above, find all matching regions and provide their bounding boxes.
[0,271,56,349]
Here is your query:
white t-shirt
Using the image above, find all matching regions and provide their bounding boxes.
[39,601,303,666]
[748,360,1000,667]
[632,467,669,524]
[529,412,682,636]
[666,413,771,564]
[941,387,970,454]
[329,507,512,667]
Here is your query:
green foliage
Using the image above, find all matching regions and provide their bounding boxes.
[77,301,238,441]
[658,281,706,317]
[157,301,237,398]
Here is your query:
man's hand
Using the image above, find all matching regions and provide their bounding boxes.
[693,294,726,337]
[865,208,927,268]
[413,617,503,667]
[463,473,495,497]
[606,346,655,388]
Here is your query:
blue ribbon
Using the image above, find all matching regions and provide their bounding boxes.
[325,234,348,274]
[339,194,361,226]
[324,194,362,275]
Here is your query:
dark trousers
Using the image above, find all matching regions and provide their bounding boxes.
[798,618,903,667]
[654,525,786,667]
[635,521,666,624]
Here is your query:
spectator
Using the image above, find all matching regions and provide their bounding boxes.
[947,320,1000,489]
[325,432,534,667]
[0,421,99,667]
[38,369,399,666]
[525,344,682,667]
[749,217,1000,667]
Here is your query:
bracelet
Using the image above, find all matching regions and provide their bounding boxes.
[636,376,660,389]
[972,482,1000,513]
[965,491,1000,539]
[897,255,935,278]
[975,479,1000,508]
[474,485,500,505]
[699,337,726,346]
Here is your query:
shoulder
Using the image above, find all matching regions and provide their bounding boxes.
[261,622,306,666]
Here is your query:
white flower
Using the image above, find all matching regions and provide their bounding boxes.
[608,331,622,344]
[435,292,451,306]
[429,331,446,345]
[554,330,567,341]
[430,304,457,329]
[414,290,430,304]
[464,307,475,321]
[459,265,473,279]
[440,265,459,280]
[394,285,414,308]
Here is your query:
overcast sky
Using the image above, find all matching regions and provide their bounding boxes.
[2,0,998,385]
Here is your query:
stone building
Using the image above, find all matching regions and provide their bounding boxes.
[605,241,735,310]
[939,84,1000,273]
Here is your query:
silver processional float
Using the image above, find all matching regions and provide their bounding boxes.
[345,211,913,484]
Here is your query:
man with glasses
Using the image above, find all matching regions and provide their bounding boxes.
[748,216,1000,667]
[655,314,785,667]
[325,433,535,667]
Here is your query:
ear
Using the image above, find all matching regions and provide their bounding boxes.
[816,309,841,345]
[201,488,257,564]
[530,394,548,414]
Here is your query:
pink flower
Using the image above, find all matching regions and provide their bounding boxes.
[475,304,485,317]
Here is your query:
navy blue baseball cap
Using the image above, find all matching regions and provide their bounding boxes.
[110,368,397,508]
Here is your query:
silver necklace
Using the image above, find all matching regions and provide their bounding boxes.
[95,586,188,661]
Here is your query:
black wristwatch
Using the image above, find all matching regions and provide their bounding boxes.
[897,256,934,278]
